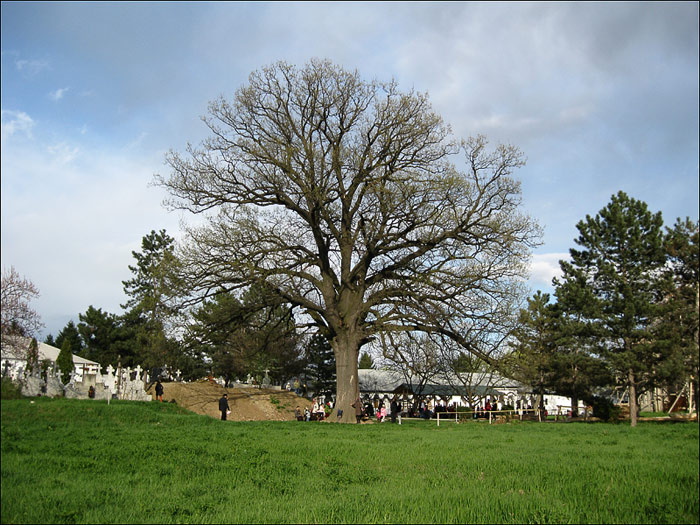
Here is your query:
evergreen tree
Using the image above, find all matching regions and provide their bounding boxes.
[44,334,56,347]
[555,192,666,426]
[655,218,699,410]
[189,285,303,385]
[304,334,336,397]
[55,321,83,356]
[358,352,374,369]
[508,291,558,412]
[25,337,40,376]
[77,306,142,368]
[122,229,182,369]
[56,339,74,384]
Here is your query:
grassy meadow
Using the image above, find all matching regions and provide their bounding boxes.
[1,397,698,524]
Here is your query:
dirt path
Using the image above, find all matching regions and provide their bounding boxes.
[146,381,312,421]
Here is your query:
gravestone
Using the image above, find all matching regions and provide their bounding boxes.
[44,367,64,397]
[21,369,45,397]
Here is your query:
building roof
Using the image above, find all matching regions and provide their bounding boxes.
[1,335,99,367]
[358,368,528,396]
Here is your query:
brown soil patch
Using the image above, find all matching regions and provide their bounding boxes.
[146,381,312,421]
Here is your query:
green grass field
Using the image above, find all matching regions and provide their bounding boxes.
[1,398,698,524]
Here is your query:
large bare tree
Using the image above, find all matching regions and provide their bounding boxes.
[156,60,540,421]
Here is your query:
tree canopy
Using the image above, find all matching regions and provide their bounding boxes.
[156,59,540,421]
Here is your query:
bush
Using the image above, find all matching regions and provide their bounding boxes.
[589,395,620,422]
[1,377,23,400]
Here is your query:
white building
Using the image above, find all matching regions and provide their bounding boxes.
[1,335,100,381]
[358,368,583,415]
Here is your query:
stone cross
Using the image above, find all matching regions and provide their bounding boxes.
[175,370,181,380]
[134,365,142,377]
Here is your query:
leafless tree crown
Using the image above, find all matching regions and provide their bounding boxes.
[156,59,541,360]
[1,266,44,338]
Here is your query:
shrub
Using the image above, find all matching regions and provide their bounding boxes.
[1,377,23,400]
[589,395,620,422]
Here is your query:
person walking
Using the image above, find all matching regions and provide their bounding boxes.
[155,380,164,402]
[219,393,230,421]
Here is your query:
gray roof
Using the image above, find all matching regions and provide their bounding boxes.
[358,368,527,396]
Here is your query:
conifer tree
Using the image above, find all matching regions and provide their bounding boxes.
[55,320,83,356]
[57,339,74,384]
[555,192,666,426]
[358,352,374,369]
[304,334,336,397]
[25,337,40,376]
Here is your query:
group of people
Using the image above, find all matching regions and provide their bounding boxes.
[295,397,333,421]
[352,397,404,424]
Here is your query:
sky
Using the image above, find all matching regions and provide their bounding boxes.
[2,1,698,339]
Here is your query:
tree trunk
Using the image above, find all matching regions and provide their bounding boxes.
[628,368,638,427]
[332,331,361,423]
[570,396,579,418]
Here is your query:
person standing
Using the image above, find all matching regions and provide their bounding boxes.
[219,393,230,421]
[352,396,363,424]
[155,380,164,402]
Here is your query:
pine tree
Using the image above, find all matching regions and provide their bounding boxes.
[304,334,336,397]
[655,218,699,411]
[358,352,374,369]
[55,320,83,356]
[555,191,666,426]
[509,291,558,412]
[122,229,182,369]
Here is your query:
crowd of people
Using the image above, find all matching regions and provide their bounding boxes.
[295,397,334,421]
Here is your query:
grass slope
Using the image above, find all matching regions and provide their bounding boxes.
[1,398,698,524]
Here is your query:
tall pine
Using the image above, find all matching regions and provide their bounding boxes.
[556,191,666,426]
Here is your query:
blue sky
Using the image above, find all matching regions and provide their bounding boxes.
[2,1,698,338]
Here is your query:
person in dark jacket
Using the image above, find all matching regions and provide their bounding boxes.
[351,396,363,424]
[155,381,164,402]
[219,393,230,421]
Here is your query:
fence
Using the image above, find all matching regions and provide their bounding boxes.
[436,408,541,426]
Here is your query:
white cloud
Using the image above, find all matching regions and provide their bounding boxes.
[49,87,70,101]
[529,252,569,289]
[15,58,50,75]
[46,142,80,164]
[0,109,35,144]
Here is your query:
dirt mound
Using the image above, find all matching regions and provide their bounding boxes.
[146,381,312,421]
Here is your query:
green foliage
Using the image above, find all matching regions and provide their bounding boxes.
[655,218,699,397]
[304,334,336,396]
[587,395,621,422]
[77,306,124,366]
[55,320,83,356]
[554,192,667,424]
[122,229,182,369]
[1,377,23,399]
[56,339,74,384]
[358,352,374,369]
[25,337,39,375]
[189,284,303,384]
[1,398,698,524]
[509,291,557,405]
